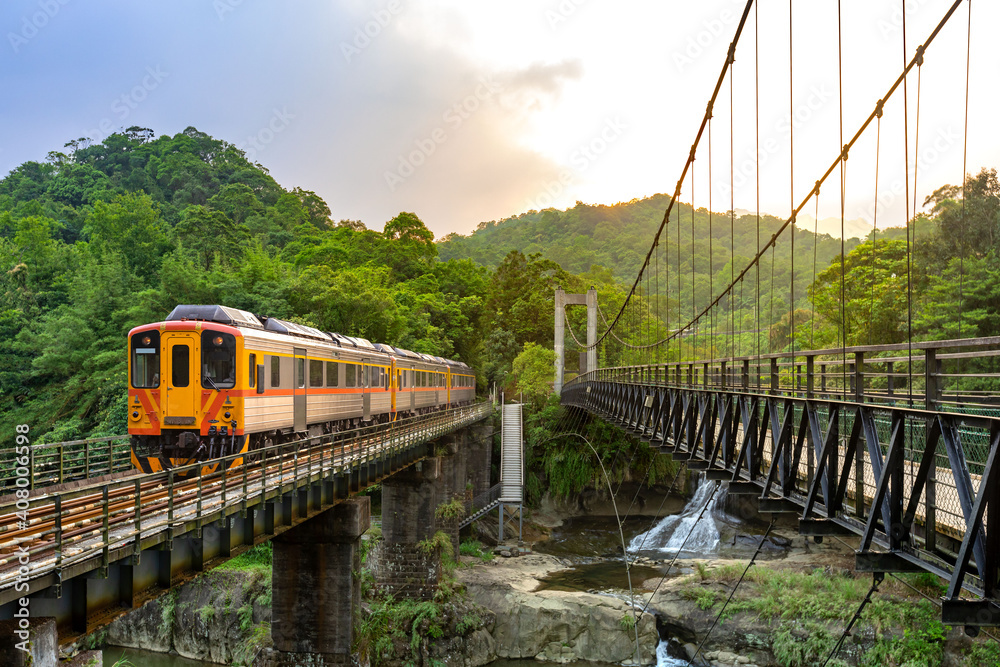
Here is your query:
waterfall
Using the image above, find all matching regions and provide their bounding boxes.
[628,474,725,557]
[656,638,693,667]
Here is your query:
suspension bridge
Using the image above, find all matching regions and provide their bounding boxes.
[555,0,1000,641]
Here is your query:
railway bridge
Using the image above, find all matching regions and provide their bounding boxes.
[0,404,492,665]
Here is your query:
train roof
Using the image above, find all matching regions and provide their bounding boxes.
[166,305,263,329]
[162,305,471,370]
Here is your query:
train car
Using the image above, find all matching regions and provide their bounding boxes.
[127,305,476,474]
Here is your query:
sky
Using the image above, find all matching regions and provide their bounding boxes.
[1,0,996,239]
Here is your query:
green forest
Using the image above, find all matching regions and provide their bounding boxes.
[2,126,996,483]
[0,127,631,444]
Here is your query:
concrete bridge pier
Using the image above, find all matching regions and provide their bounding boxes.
[378,458,446,598]
[266,497,370,665]
[377,423,493,597]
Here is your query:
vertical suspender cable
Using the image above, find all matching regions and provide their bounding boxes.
[730,59,736,360]
[709,118,714,352]
[789,0,795,359]
[871,108,883,347]
[958,0,972,342]
[838,0,847,390]
[902,0,914,405]
[755,0,761,376]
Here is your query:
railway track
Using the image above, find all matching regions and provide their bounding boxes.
[0,404,490,596]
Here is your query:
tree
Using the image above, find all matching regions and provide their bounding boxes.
[511,343,556,406]
[83,192,169,282]
[173,205,250,269]
[807,238,909,348]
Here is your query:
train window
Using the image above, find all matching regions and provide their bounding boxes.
[310,360,323,387]
[131,331,159,388]
[384,368,390,390]
[296,358,305,388]
[171,344,190,387]
[326,361,339,387]
[346,363,356,387]
[271,356,281,387]
[202,331,236,389]
[249,354,256,388]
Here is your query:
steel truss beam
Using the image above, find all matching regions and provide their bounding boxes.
[562,380,1000,626]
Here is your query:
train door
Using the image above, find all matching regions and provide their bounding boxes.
[165,334,197,422]
[408,366,415,411]
[390,359,397,414]
[294,347,307,432]
[362,360,371,421]
[446,368,451,406]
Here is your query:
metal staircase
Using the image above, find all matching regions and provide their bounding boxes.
[459,402,523,540]
[500,403,523,503]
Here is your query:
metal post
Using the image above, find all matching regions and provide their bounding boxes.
[924,349,938,551]
[554,288,566,395]
[133,479,142,563]
[586,287,597,375]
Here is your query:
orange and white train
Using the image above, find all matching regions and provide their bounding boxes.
[127,305,476,474]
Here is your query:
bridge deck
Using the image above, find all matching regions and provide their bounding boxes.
[0,404,490,613]
[562,370,1000,627]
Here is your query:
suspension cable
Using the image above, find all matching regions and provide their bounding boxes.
[639,481,720,614]
[822,572,885,666]
[690,517,777,665]
[619,0,965,354]
[594,0,756,349]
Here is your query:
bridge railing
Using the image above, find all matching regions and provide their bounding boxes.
[464,483,502,519]
[0,435,133,494]
[563,357,999,603]
[0,403,490,596]
[570,335,1000,415]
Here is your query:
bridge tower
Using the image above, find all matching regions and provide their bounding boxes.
[554,287,597,395]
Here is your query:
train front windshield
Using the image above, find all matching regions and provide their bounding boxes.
[131,331,160,388]
[202,331,236,389]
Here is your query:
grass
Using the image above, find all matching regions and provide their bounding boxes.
[355,597,447,665]
[217,541,273,572]
[679,563,961,667]
[459,539,495,563]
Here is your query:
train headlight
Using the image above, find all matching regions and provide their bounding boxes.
[130,410,140,421]
[213,336,224,346]
[141,336,152,346]
[224,412,231,419]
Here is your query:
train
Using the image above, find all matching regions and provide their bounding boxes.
[127,304,477,474]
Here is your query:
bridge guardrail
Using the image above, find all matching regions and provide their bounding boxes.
[0,435,133,494]
[568,335,1000,416]
[561,369,997,605]
[0,403,490,599]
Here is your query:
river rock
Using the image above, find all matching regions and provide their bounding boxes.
[459,554,658,665]
[106,568,271,664]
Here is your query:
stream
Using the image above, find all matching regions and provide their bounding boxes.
[531,474,791,666]
[102,476,781,666]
